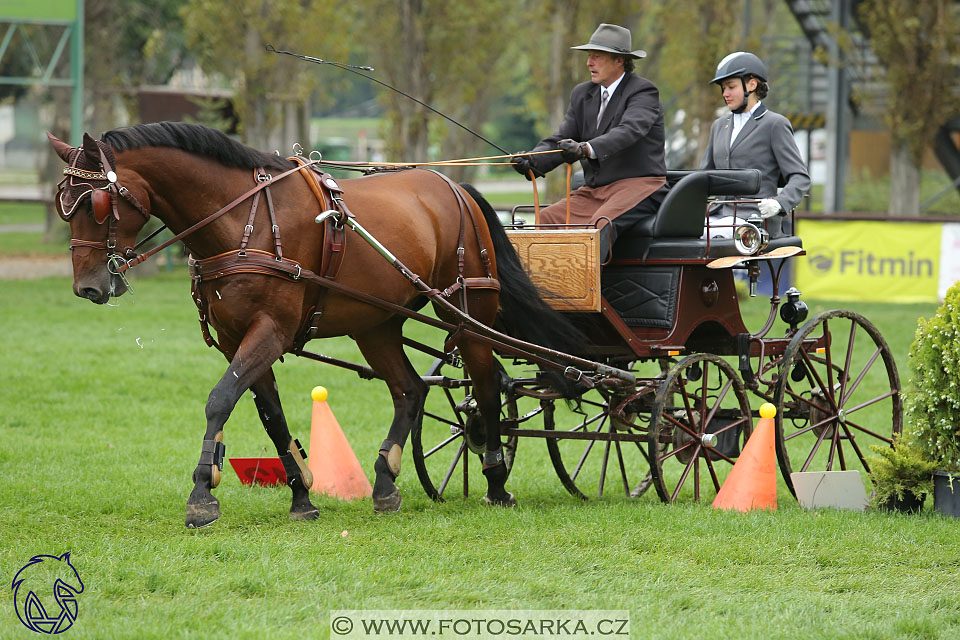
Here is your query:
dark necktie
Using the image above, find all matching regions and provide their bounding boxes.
[597,88,609,126]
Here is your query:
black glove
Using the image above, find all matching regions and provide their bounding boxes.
[511,153,545,180]
[558,139,589,163]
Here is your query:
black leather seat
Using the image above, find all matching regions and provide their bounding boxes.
[613,169,802,261]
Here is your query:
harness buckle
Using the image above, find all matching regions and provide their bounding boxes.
[237,250,247,258]
[257,172,271,183]
[293,264,302,280]
[244,224,254,234]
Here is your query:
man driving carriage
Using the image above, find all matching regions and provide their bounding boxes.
[511,23,668,261]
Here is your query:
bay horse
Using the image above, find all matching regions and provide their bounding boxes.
[48,122,578,528]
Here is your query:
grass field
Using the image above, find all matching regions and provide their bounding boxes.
[1,271,958,639]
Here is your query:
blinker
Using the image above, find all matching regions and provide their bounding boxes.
[92,188,113,224]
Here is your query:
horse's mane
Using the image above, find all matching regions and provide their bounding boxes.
[101,122,293,172]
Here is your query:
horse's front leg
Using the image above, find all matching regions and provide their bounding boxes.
[185,320,287,529]
[250,370,319,520]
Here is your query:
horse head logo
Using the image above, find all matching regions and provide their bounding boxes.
[807,248,834,273]
[11,553,84,634]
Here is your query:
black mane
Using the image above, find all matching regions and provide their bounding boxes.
[101,122,293,172]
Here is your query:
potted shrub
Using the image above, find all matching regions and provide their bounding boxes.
[868,433,936,512]
[906,282,960,517]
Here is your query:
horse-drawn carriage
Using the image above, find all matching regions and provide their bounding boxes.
[413,168,902,505]
[49,123,901,526]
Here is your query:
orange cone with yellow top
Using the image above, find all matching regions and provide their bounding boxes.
[712,402,778,511]
[306,386,372,500]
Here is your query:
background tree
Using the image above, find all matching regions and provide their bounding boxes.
[352,1,520,182]
[652,0,742,167]
[859,0,960,216]
[182,0,350,150]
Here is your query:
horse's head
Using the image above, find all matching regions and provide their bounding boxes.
[48,132,151,303]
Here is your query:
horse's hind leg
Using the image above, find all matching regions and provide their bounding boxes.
[456,338,516,507]
[185,318,287,529]
[250,370,320,520]
[354,319,428,513]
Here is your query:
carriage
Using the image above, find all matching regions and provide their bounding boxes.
[49,124,902,525]
[411,168,902,505]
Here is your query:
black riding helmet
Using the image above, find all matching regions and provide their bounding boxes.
[710,52,767,114]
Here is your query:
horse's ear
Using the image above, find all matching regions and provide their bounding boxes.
[82,132,101,163]
[47,132,76,163]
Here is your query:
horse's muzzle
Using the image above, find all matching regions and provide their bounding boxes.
[79,286,110,304]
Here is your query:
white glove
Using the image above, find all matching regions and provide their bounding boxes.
[758,198,781,218]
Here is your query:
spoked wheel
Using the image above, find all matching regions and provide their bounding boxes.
[649,354,753,503]
[411,353,517,501]
[773,310,902,496]
[544,386,655,500]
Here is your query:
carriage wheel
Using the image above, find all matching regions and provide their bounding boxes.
[544,386,655,501]
[648,354,752,503]
[411,354,517,501]
[773,310,902,496]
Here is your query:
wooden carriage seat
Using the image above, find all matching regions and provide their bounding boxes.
[611,169,804,262]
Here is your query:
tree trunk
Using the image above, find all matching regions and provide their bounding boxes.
[545,4,580,203]
[394,0,429,162]
[243,25,267,149]
[889,139,920,216]
[41,89,73,243]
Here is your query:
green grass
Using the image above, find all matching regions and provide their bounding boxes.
[1,273,958,639]
[0,202,67,256]
[0,201,45,227]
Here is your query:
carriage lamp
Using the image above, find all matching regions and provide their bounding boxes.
[733,215,769,256]
[779,286,808,329]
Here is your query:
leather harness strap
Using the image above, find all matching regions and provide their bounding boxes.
[289,157,347,348]
[122,160,316,271]
[190,170,501,354]
[190,158,350,351]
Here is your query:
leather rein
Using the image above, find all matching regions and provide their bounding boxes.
[119,161,319,273]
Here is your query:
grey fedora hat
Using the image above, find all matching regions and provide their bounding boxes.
[571,23,646,59]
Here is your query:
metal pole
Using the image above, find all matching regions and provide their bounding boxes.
[824,0,850,213]
[69,0,84,145]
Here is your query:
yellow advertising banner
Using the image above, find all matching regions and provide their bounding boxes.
[794,220,940,302]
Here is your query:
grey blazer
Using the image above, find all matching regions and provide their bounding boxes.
[700,104,811,224]
[531,73,666,187]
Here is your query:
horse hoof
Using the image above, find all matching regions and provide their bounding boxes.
[373,487,402,513]
[185,501,220,528]
[482,492,517,508]
[290,506,320,521]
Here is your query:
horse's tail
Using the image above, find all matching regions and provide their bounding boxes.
[459,183,587,357]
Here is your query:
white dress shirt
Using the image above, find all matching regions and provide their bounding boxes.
[731,101,762,144]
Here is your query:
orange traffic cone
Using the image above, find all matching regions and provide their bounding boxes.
[712,402,778,511]
[306,386,372,500]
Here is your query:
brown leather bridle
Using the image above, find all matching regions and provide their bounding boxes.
[56,141,150,276]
